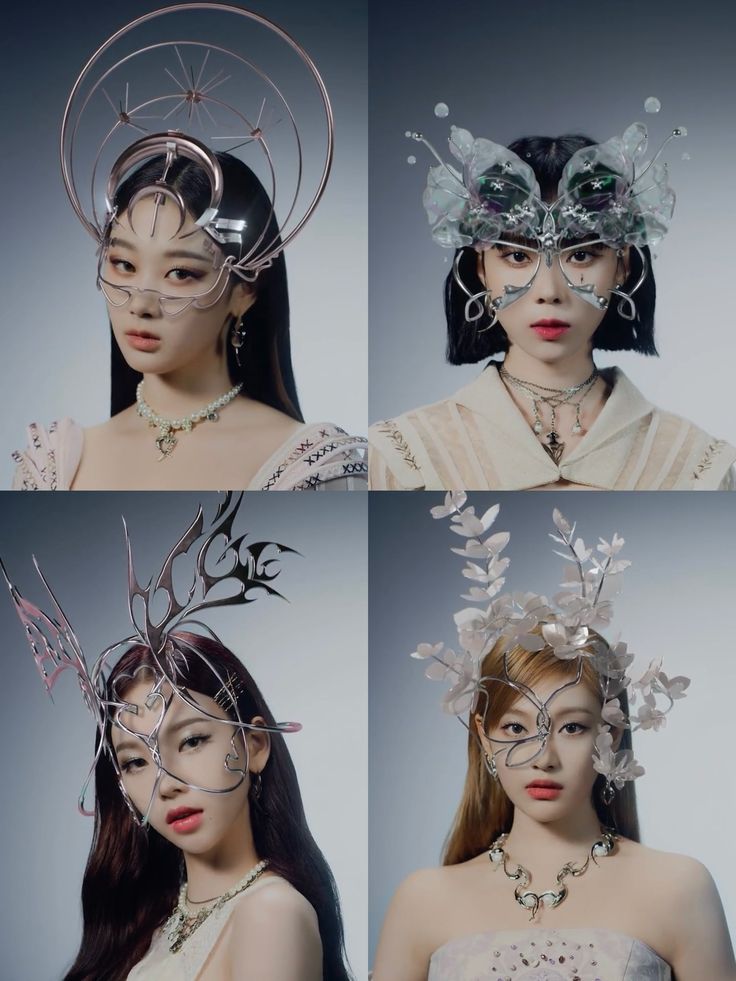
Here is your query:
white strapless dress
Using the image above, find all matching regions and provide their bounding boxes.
[427,927,671,980]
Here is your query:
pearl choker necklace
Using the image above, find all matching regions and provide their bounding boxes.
[136,381,243,460]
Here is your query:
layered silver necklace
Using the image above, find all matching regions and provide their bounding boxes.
[488,831,616,921]
[499,365,598,464]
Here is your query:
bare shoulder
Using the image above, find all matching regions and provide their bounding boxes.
[619,840,719,914]
[230,876,319,933]
[225,878,322,980]
[237,397,304,435]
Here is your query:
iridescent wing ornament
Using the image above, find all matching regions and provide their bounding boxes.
[2,493,301,825]
[60,3,333,311]
[409,107,685,322]
[411,494,689,798]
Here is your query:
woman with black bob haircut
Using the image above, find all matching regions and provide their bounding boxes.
[369,128,735,490]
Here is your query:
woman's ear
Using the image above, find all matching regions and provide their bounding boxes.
[245,715,271,774]
[616,246,631,287]
[474,712,490,752]
[229,281,256,321]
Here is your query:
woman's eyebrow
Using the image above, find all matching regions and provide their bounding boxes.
[107,236,212,263]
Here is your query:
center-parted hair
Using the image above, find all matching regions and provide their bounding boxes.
[442,631,640,867]
[445,135,658,365]
[109,152,304,422]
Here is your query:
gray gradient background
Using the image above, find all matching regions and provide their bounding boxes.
[369,492,736,961]
[0,491,367,979]
[0,0,367,488]
[369,0,736,447]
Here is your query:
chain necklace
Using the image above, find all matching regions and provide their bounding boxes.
[499,365,598,465]
[136,381,243,461]
[488,831,616,921]
[165,859,269,953]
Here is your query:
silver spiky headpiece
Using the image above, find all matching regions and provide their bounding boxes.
[61,3,333,284]
[1,493,300,824]
[411,494,690,798]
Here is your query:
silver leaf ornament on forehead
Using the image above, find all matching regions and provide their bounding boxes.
[410,495,689,800]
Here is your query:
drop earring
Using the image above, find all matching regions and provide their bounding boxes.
[231,316,247,366]
[483,750,498,781]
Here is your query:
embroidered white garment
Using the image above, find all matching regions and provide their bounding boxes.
[427,927,672,980]
[368,366,736,491]
[127,875,284,981]
[11,420,367,491]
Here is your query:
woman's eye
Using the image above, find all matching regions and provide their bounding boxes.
[180,734,211,752]
[120,757,146,773]
[560,722,588,735]
[501,721,526,736]
[110,257,135,273]
[168,267,205,283]
[501,250,533,265]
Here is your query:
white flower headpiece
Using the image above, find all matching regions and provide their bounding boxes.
[411,494,690,795]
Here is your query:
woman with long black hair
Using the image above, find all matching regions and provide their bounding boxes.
[11,4,366,490]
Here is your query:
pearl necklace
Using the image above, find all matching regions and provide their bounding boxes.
[165,859,269,953]
[136,381,243,461]
[488,830,616,921]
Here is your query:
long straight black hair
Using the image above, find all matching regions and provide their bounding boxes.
[109,153,304,421]
[445,134,658,364]
[63,632,351,981]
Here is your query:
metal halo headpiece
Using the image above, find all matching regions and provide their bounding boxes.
[1,493,302,825]
[60,2,334,281]
[411,494,690,799]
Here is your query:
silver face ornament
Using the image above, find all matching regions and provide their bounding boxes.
[408,113,685,322]
[1,493,301,825]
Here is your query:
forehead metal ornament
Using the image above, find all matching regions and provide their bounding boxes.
[61,3,333,287]
[1,493,301,826]
[408,108,685,322]
[410,494,690,798]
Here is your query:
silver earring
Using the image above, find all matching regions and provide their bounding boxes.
[601,781,615,806]
[483,751,498,781]
[231,317,247,366]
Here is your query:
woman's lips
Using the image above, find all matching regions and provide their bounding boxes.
[531,319,570,341]
[125,330,161,352]
[166,808,204,833]
[525,780,563,801]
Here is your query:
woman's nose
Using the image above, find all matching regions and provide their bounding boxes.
[128,287,161,319]
[530,257,566,304]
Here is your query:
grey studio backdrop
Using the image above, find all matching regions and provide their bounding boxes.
[0,491,368,980]
[369,0,736,447]
[0,0,367,487]
[369,491,736,961]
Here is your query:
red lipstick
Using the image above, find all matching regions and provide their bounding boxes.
[531,318,570,341]
[525,779,563,801]
[166,806,204,833]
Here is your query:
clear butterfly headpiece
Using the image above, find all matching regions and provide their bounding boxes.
[1,493,301,826]
[408,111,685,323]
[411,493,689,798]
[61,3,333,313]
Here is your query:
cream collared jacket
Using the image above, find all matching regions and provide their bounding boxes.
[368,367,736,491]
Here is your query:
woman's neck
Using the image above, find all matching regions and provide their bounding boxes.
[140,361,236,419]
[501,346,597,389]
[182,808,261,904]
[503,804,604,872]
